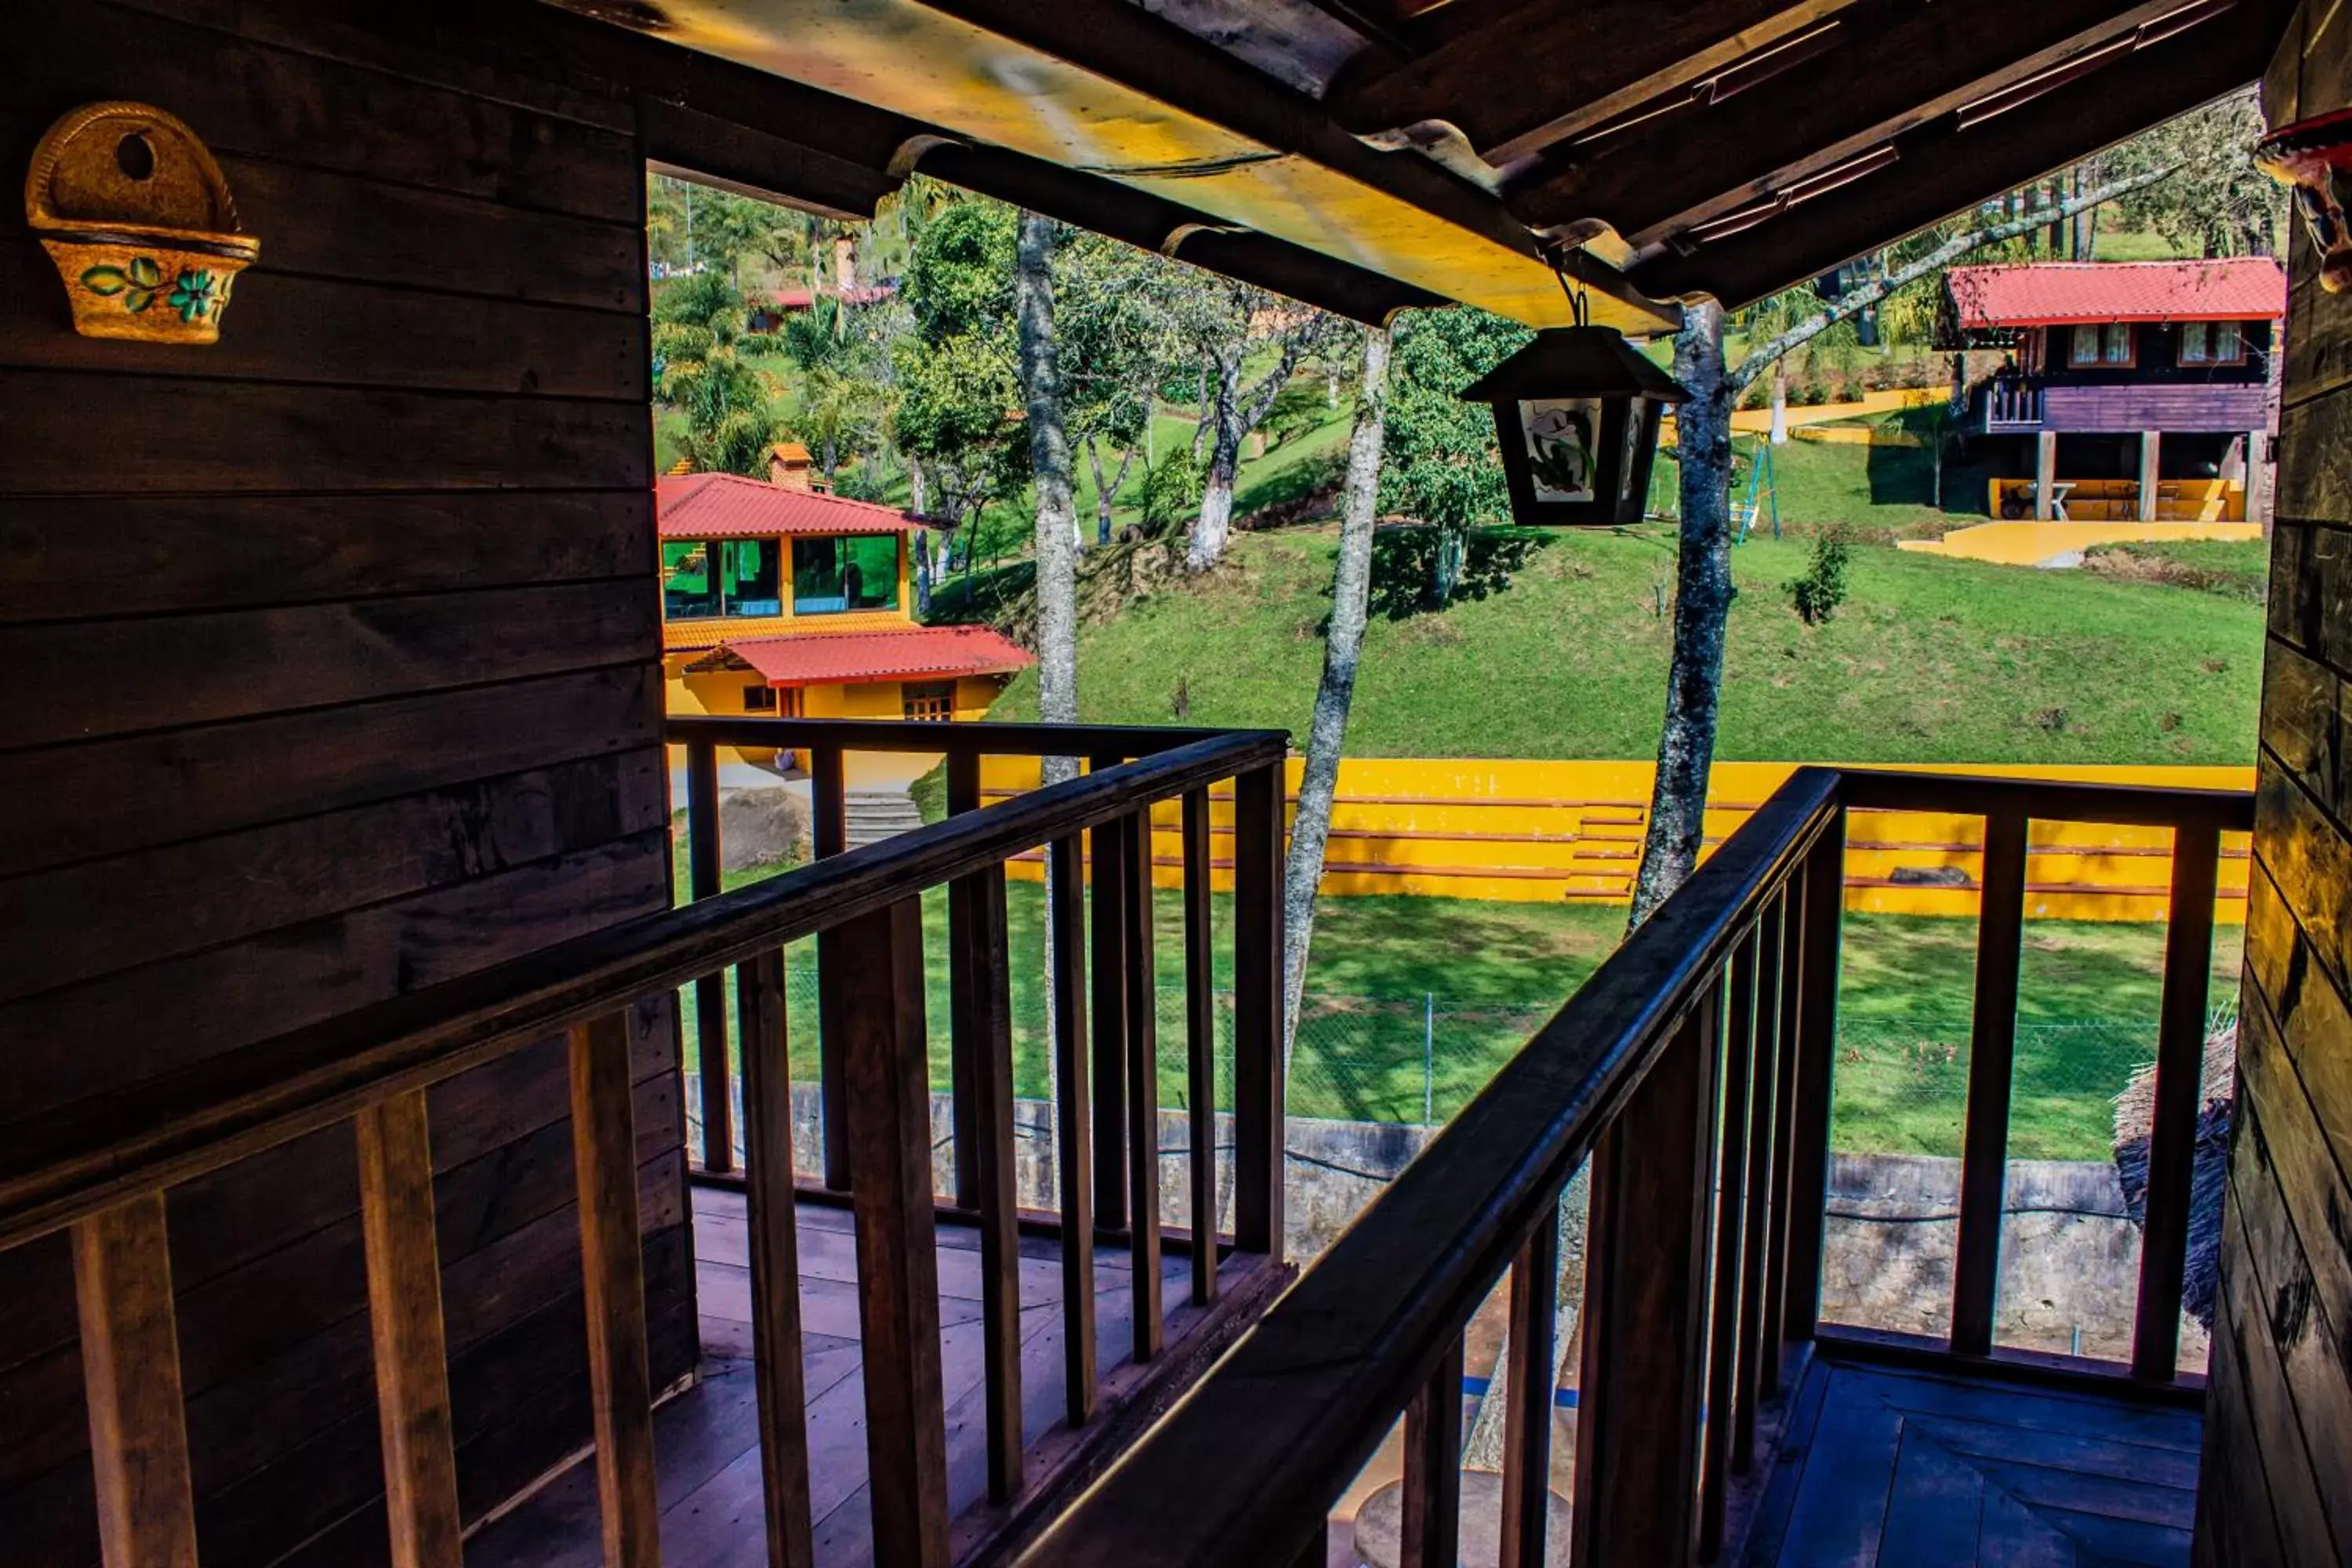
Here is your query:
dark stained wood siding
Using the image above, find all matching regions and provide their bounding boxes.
[2198,9,2352,1564]
[0,2,694,1561]
[2038,382,2274,434]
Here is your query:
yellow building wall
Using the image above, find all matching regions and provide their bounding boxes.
[980,756,2252,922]
[1900,516,2262,566]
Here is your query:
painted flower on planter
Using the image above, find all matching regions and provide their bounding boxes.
[166,268,220,322]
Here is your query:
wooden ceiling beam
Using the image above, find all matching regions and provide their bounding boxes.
[918,142,1448,325]
[1626,0,2289,308]
[1508,0,2203,245]
[1323,0,1871,166]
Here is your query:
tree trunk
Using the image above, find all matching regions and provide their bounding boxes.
[1016,211,1080,782]
[1769,361,1789,445]
[1105,448,1137,546]
[1628,301,1735,930]
[908,452,927,519]
[1280,326,1391,1061]
[1083,437,1105,553]
[914,528,933,615]
[1191,361,1213,461]
[1429,524,1465,609]
[1188,342,1245,572]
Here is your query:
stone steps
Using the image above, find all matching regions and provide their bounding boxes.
[843,788,927,850]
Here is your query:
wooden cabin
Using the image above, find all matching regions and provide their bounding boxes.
[4,2,2347,1567]
[1944,259,2288,521]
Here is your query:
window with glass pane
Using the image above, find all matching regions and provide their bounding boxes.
[2181,322,2211,363]
[2071,324,2100,366]
[721,539,782,618]
[2215,321,2242,361]
[663,541,719,619]
[2104,323,2133,364]
[791,534,901,614]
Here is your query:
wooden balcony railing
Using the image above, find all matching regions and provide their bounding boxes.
[1023,766,2254,1568]
[0,718,1289,1568]
[1984,375,2045,430]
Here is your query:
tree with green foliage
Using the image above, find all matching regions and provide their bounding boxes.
[1163,281,1350,571]
[779,300,890,485]
[1377,306,1532,608]
[652,272,779,476]
[895,199,1029,612]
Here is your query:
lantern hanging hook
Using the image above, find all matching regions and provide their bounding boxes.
[1547,250,1589,328]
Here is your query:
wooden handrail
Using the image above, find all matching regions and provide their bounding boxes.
[1021,763,2252,1567]
[0,728,1288,1250]
[1018,767,1846,1566]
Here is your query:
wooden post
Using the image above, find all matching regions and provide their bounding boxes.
[838,898,953,1567]
[356,1091,464,1568]
[737,951,817,1567]
[2034,429,2058,519]
[967,858,1025,1501]
[1737,893,1786,1445]
[946,751,984,1210]
[2245,427,2270,524]
[2132,825,2220,1381]
[811,744,851,1191]
[1700,933,1758,1559]
[1089,765,1131,1234]
[73,1192,198,1568]
[2137,430,2161,521]
[1499,1207,1561,1568]
[688,739,733,1175]
[1400,1338,1465,1568]
[569,1011,661,1568]
[1571,985,1721,1568]
[1952,809,2029,1359]
[1124,806,1164,1362]
[1782,818,1845,1345]
[1232,763,1286,1258]
[1050,834,1098,1427]
[1181,788,1219,1306]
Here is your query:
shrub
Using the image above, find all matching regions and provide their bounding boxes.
[1788,535,1850,624]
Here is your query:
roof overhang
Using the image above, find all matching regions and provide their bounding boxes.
[531,0,2289,323]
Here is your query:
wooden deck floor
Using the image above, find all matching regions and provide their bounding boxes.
[467,1183,1245,1568]
[1739,1351,2202,1567]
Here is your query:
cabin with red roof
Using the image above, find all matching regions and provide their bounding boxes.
[1940,258,2285,521]
[658,470,1032,776]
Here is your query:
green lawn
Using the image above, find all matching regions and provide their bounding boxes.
[676,829,2238,1160]
[978,525,2261,764]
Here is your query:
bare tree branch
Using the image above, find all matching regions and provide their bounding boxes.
[1728,163,2183,393]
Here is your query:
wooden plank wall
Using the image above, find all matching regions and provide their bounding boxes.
[0,2,696,1561]
[2198,9,2352,1564]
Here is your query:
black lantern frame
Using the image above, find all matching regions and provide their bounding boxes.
[1459,324,1690,528]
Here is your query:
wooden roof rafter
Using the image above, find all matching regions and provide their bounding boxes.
[1628,0,2291,307]
[1502,0,2234,249]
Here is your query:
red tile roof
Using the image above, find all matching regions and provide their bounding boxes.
[1945,258,2286,330]
[659,472,913,541]
[721,626,1035,685]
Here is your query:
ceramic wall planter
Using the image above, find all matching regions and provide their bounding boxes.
[2256,107,2352,294]
[24,101,260,343]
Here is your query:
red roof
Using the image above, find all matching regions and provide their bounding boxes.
[1945,259,2286,330]
[659,472,913,541]
[721,627,1035,686]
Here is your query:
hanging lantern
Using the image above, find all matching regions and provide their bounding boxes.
[2254,107,2352,292]
[1459,321,1689,528]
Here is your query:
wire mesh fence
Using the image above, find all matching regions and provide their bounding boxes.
[679,971,2184,1156]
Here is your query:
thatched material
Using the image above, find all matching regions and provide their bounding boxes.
[2112,1017,2238,1330]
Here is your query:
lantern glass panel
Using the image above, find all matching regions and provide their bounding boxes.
[1518,397,1603,503]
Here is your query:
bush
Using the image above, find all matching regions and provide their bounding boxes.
[1138,449,1203,537]
[1788,535,1850,625]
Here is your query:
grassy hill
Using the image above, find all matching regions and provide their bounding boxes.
[978,524,2263,765]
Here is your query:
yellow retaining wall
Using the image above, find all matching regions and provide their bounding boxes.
[1664,386,1942,446]
[1898,517,2263,567]
[982,757,2252,922]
